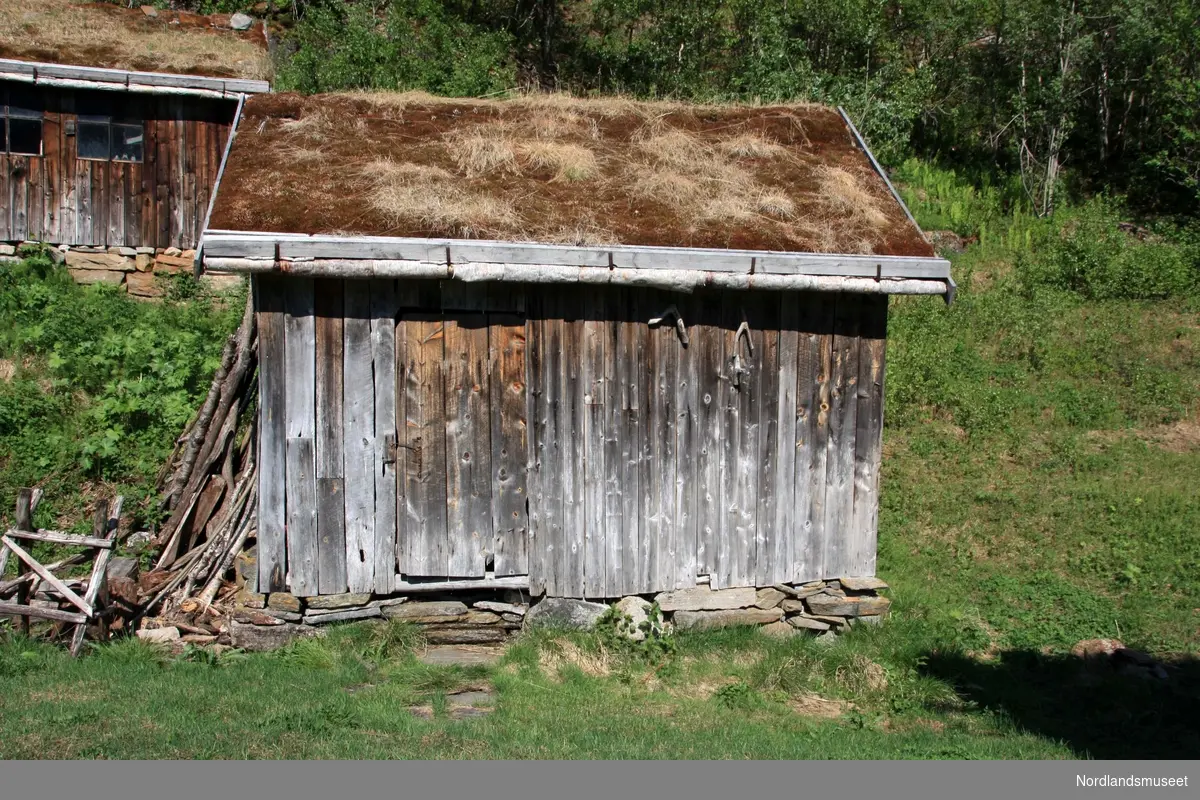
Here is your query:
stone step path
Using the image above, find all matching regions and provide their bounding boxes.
[417,644,507,667]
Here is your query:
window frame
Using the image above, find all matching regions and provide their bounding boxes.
[2,87,44,157]
[75,113,144,164]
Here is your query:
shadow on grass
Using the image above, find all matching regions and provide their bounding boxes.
[922,650,1200,759]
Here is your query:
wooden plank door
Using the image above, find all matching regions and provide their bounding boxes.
[398,311,529,578]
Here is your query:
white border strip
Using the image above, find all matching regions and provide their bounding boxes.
[0,58,269,98]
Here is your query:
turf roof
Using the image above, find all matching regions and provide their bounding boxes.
[209,92,935,258]
[0,0,269,81]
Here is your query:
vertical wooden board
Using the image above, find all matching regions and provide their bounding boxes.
[560,292,586,597]
[371,279,398,592]
[850,295,887,577]
[535,296,565,596]
[155,115,170,249]
[632,290,656,594]
[107,161,124,247]
[399,313,447,577]
[615,291,642,596]
[0,155,10,241]
[490,314,529,576]
[754,296,782,586]
[167,103,181,247]
[772,301,801,585]
[11,156,29,241]
[673,293,700,589]
[25,156,43,242]
[41,107,60,241]
[60,91,78,246]
[798,294,834,582]
[822,294,861,579]
[314,279,347,593]
[255,276,288,593]
[718,295,760,588]
[285,437,318,596]
[601,289,623,597]
[283,278,317,595]
[647,291,679,593]
[525,297,548,594]
[90,158,106,245]
[693,292,724,587]
[581,311,606,598]
[342,281,376,591]
[443,313,491,578]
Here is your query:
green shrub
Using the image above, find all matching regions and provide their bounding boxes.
[1020,198,1198,300]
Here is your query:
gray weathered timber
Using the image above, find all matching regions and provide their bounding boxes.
[525,296,546,595]
[255,276,287,593]
[371,279,398,593]
[581,314,606,597]
[694,294,724,587]
[534,295,565,596]
[283,279,317,595]
[673,294,699,589]
[561,291,586,597]
[314,279,347,593]
[772,301,801,585]
[0,59,270,96]
[849,295,887,576]
[616,292,643,597]
[632,290,655,594]
[443,313,490,577]
[648,291,680,593]
[400,313,447,577]
[284,437,318,595]
[600,291,624,598]
[799,295,835,583]
[822,294,861,578]
[490,315,528,576]
[755,297,782,587]
[342,281,375,592]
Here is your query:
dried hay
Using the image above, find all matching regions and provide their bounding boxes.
[0,0,269,80]
[363,159,520,238]
[537,639,612,681]
[788,693,851,719]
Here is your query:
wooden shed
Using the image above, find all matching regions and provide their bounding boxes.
[199,93,954,600]
[0,0,270,250]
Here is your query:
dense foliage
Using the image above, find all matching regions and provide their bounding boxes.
[0,251,242,529]
[252,0,1200,220]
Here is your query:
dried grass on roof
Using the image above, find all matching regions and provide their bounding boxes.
[210,91,934,257]
[0,0,268,80]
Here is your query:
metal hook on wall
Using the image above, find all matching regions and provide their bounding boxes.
[649,305,689,346]
[730,321,754,388]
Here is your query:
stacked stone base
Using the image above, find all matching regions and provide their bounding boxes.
[224,578,889,651]
[0,241,243,298]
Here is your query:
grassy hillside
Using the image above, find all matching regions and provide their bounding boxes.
[0,168,1197,758]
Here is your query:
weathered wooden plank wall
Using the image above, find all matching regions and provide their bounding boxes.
[257,279,889,598]
[0,80,234,249]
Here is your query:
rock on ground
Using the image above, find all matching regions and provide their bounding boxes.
[523,597,609,630]
[805,594,891,617]
[382,600,468,623]
[612,595,659,641]
[229,619,322,652]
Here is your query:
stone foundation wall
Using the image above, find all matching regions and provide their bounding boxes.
[224,578,891,651]
[0,242,243,299]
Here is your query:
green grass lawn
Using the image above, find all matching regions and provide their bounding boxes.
[1,178,1198,759]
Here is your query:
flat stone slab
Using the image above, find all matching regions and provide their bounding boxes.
[787,615,832,631]
[307,592,373,610]
[655,586,757,612]
[448,706,492,719]
[673,607,783,630]
[473,601,527,616]
[424,625,507,644]
[839,576,889,592]
[382,600,468,623]
[755,587,788,609]
[446,690,495,707]
[418,645,506,667]
[805,594,891,617]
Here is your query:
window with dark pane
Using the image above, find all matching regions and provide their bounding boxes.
[112,123,143,162]
[3,87,44,155]
[77,117,111,160]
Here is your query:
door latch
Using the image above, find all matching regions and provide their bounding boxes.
[730,321,754,388]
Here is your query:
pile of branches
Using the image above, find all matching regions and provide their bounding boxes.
[143,293,259,617]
